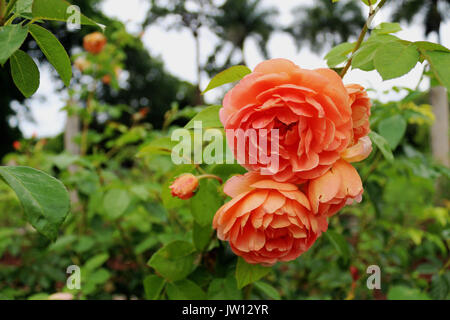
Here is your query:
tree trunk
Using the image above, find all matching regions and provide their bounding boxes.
[430,86,449,166]
[64,114,81,157]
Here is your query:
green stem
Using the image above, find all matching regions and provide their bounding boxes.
[197,174,223,184]
[340,0,388,78]
[5,0,18,18]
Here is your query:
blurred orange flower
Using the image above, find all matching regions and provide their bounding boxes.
[83,32,107,54]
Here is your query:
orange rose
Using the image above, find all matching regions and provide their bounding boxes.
[83,32,107,54]
[213,172,327,265]
[220,59,353,183]
[341,136,372,163]
[169,173,199,200]
[346,84,371,143]
[307,159,363,218]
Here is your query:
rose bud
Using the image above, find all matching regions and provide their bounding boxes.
[169,174,199,200]
[13,141,21,150]
[83,32,107,54]
[350,266,360,281]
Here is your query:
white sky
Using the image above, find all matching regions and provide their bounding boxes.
[15,0,450,138]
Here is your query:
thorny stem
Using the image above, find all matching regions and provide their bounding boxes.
[340,0,388,78]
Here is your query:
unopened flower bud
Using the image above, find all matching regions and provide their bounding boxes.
[169,173,199,200]
[83,32,107,54]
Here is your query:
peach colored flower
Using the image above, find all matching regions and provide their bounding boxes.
[307,159,363,218]
[341,136,372,163]
[346,84,371,143]
[220,59,353,183]
[83,32,107,54]
[169,173,199,200]
[213,172,327,266]
[74,57,91,72]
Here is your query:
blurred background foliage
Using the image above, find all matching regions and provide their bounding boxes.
[0,0,448,300]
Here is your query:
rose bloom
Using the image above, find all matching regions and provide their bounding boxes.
[213,172,328,265]
[307,159,363,218]
[346,84,371,143]
[220,58,353,183]
[169,173,199,200]
[83,32,107,54]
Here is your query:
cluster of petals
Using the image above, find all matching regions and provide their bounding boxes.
[212,58,372,265]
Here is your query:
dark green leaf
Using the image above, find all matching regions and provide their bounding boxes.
[254,281,281,300]
[387,286,431,300]
[0,24,29,65]
[32,0,104,30]
[236,257,271,289]
[143,275,165,300]
[10,50,40,98]
[378,114,407,150]
[103,189,130,219]
[190,179,222,226]
[0,166,70,241]
[166,279,206,300]
[369,131,394,162]
[29,24,72,86]
[148,240,197,282]
[430,274,449,300]
[352,42,379,70]
[325,230,350,261]
[203,65,251,94]
[193,222,212,251]
[372,22,402,35]
[208,276,243,300]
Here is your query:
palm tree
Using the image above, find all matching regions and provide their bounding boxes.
[391,0,450,44]
[288,0,365,53]
[205,0,278,74]
[390,0,450,166]
[143,0,215,103]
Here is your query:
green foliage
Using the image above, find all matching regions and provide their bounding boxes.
[0,166,70,241]
[28,24,72,87]
[202,66,251,94]
[9,50,40,98]
[235,258,271,289]
[0,24,28,65]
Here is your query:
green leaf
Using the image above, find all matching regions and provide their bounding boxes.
[185,105,222,129]
[0,166,70,241]
[14,0,33,14]
[190,179,222,226]
[193,222,212,251]
[103,189,130,219]
[324,42,355,68]
[387,286,431,300]
[143,275,166,300]
[0,24,29,65]
[202,65,251,94]
[414,41,450,53]
[374,42,419,80]
[28,24,72,87]
[424,50,450,91]
[325,230,350,261]
[10,50,40,98]
[430,274,449,300]
[32,0,104,30]
[148,240,197,282]
[236,257,271,289]
[361,0,378,5]
[83,253,109,273]
[166,279,206,300]
[372,22,402,35]
[208,276,243,300]
[369,131,394,162]
[254,281,281,300]
[352,42,379,71]
[378,115,407,150]
[137,137,177,157]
